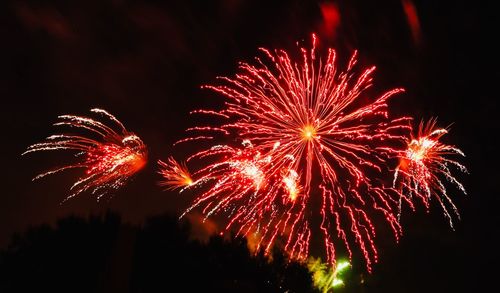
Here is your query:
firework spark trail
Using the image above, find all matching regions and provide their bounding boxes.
[23,108,147,200]
[161,35,412,271]
[158,157,193,191]
[394,119,467,228]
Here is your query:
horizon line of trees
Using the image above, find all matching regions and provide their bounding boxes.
[0,211,317,292]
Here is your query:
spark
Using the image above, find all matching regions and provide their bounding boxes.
[161,34,412,271]
[23,108,147,200]
[394,119,467,228]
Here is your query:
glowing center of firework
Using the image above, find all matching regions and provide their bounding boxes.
[242,163,264,189]
[301,125,317,141]
[126,154,147,173]
[177,169,193,186]
[184,177,193,186]
[408,137,435,162]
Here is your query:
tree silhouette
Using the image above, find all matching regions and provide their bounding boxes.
[0,212,315,293]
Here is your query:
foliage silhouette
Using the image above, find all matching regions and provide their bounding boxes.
[0,212,315,293]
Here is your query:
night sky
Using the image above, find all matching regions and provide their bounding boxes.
[1,0,498,291]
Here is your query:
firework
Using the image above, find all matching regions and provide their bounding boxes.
[158,157,193,191]
[394,119,467,228]
[161,35,411,271]
[23,108,147,200]
[308,257,350,292]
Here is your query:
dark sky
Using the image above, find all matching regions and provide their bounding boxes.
[1,0,498,289]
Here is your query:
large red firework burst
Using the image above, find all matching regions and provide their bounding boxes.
[160,35,412,271]
[394,119,467,228]
[24,108,147,201]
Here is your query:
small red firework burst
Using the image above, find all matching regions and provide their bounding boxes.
[394,118,467,228]
[24,108,147,200]
[158,157,193,191]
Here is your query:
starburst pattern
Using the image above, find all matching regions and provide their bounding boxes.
[160,35,414,271]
